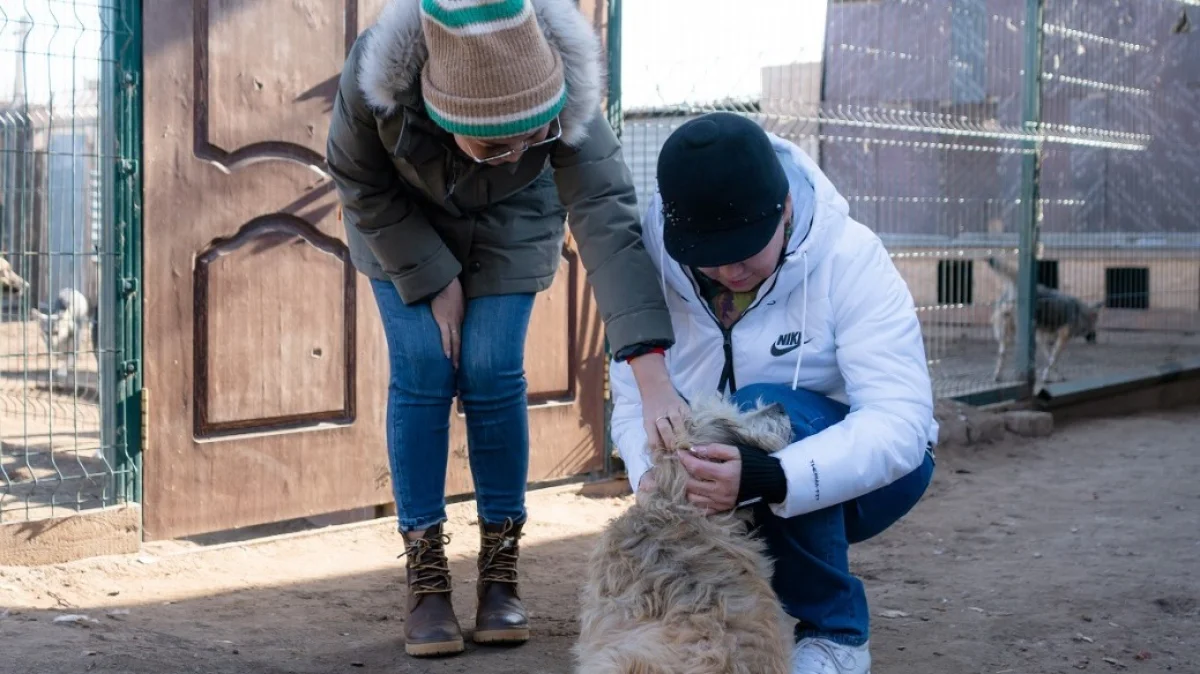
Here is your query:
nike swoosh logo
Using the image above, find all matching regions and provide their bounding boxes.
[770,343,801,357]
[769,338,812,357]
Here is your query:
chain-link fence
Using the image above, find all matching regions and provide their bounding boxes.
[616,0,1200,402]
[0,0,141,524]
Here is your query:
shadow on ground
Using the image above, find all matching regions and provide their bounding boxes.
[4,530,596,674]
[3,408,1200,674]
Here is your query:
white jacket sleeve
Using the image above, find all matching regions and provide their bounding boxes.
[771,233,934,519]
[608,357,653,492]
[606,193,664,493]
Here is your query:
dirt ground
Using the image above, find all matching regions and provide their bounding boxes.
[1,405,1198,674]
[0,318,111,523]
[924,327,1200,398]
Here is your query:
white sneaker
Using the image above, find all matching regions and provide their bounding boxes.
[791,638,871,674]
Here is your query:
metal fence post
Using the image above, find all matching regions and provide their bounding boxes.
[600,0,622,478]
[605,0,623,138]
[1016,0,1046,394]
[109,0,144,506]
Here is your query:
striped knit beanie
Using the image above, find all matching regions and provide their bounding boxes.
[419,0,568,139]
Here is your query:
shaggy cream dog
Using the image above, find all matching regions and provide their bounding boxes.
[575,395,795,674]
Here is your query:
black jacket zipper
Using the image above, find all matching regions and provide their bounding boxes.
[675,213,810,395]
[686,268,783,396]
[719,329,737,393]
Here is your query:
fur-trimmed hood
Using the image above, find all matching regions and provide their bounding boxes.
[357,0,604,146]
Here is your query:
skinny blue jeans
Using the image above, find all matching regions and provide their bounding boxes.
[731,383,936,647]
[370,278,535,532]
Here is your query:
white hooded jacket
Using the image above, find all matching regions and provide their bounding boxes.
[609,133,939,520]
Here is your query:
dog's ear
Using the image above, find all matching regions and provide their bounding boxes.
[731,401,794,453]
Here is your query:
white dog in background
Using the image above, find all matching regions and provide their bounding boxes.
[33,288,91,379]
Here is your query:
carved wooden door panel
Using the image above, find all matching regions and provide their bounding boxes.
[142,0,607,540]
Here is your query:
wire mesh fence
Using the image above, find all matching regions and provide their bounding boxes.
[1031,0,1200,390]
[617,0,1200,401]
[0,0,140,523]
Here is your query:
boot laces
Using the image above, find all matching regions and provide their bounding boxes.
[402,531,452,596]
[479,520,521,585]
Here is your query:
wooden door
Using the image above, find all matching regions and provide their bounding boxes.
[142,0,608,540]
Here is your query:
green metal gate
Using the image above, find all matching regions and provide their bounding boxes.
[0,0,143,524]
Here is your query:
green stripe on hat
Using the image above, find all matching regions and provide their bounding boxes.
[424,87,568,139]
[421,0,527,29]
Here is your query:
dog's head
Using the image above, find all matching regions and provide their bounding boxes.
[677,395,793,454]
[647,395,794,504]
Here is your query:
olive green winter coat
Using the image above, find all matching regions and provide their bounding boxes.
[326,0,673,353]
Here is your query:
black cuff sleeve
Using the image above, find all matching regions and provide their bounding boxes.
[612,339,672,362]
[736,445,787,506]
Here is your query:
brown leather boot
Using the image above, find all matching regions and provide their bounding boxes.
[402,524,464,657]
[473,518,530,644]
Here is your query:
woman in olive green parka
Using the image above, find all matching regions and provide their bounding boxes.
[326,0,687,658]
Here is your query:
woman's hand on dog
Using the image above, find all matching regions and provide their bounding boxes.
[678,444,740,514]
[628,352,689,450]
[642,386,689,450]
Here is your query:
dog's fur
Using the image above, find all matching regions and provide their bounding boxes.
[988,257,1102,385]
[575,395,795,674]
[0,255,29,294]
[33,288,91,378]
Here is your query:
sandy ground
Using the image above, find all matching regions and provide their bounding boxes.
[1,405,1198,674]
[0,318,112,523]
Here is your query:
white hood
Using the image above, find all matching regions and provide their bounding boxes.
[610,133,938,519]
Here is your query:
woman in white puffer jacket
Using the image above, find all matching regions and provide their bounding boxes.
[608,112,939,674]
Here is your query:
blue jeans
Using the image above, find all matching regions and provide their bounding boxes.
[730,383,936,647]
[370,278,535,532]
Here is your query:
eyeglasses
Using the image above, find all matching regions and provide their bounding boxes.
[464,117,562,164]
